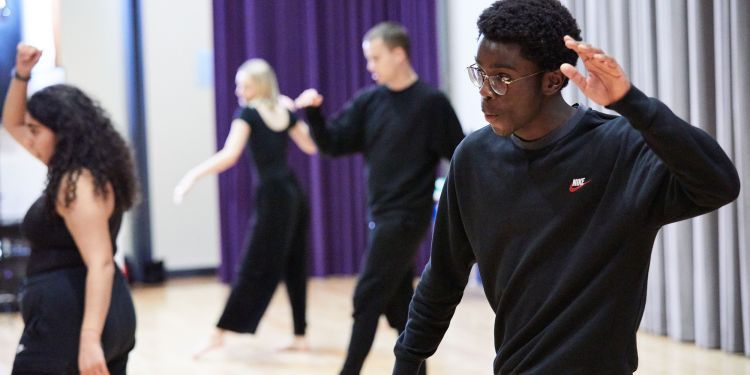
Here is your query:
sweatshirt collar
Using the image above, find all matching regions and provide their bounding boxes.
[511,104,587,150]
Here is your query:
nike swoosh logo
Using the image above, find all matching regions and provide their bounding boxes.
[569,180,591,192]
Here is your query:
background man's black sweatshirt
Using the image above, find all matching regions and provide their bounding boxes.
[304,80,464,220]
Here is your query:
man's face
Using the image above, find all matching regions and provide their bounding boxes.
[362,38,402,85]
[475,36,544,137]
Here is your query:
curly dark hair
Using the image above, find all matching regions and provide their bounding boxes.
[478,0,581,83]
[26,84,138,213]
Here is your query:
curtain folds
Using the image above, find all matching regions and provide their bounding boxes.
[561,0,749,355]
[212,0,439,281]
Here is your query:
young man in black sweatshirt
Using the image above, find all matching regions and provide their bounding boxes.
[294,22,465,375]
[393,0,741,374]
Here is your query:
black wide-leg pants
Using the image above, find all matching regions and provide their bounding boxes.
[217,175,309,336]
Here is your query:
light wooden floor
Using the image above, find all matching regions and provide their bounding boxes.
[1,276,750,374]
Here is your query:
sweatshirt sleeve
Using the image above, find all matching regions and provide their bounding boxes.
[607,85,740,226]
[427,93,465,160]
[393,157,476,374]
[304,93,367,156]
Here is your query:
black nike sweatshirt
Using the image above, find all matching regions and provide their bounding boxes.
[393,86,740,374]
[304,80,464,219]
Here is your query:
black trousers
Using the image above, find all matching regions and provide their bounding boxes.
[217,176,309,335]
[12,267,136,374]
[340,212,430,375]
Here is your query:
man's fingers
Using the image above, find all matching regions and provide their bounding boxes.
[564,36,589,55]
[564,36,607,63]
[580,44,605,56]
[563,35,578,48]
[588,54,624,78]
[560,63,586,90]
[295,89,317,106]
[302,88,318,97]
[594,54,619,69]
[295,91,323,108]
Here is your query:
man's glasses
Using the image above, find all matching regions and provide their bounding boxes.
[467,64,545,96]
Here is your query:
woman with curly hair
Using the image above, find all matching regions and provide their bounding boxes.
[3,44,138,374]
[174,58,317,357]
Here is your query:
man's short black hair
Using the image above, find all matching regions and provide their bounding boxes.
[364,21,411,59]
[478,0,581,74]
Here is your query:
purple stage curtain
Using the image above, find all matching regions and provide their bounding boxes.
[213,0,439,282]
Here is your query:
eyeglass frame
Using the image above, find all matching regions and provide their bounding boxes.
[467,63,546,96]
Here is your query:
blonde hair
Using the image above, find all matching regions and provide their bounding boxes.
[236,58,279,107]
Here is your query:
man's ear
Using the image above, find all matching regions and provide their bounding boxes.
[393,46,408,63]
[542,70,566,95]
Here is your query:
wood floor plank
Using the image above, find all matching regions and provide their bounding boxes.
[0,276,749,374]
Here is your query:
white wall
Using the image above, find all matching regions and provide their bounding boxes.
[0,129,46,222]
[0,0,56,224]
[140,0,220,270]
[58,0,133,259]
[20,0,56,69]
[57,0,220,271]
[59,1,128,132]
[444,0,496,133]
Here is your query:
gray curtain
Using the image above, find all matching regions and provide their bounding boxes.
[560,0,750,354]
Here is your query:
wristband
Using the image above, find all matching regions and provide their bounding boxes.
[11,68,30,82]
